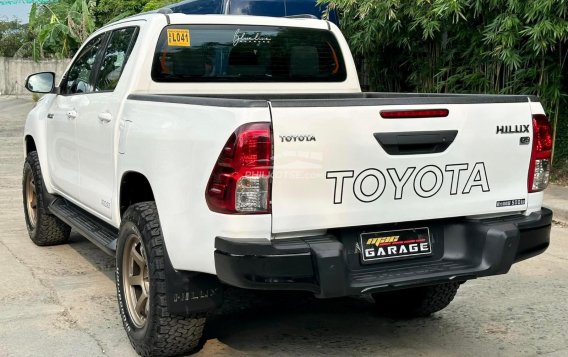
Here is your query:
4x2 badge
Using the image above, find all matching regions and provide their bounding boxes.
[520,137,531,145]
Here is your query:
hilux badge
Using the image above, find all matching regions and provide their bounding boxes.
[496,125,529,134]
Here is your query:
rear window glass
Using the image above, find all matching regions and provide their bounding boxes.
[151,25,347,82]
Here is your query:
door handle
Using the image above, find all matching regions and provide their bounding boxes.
[98,112,113,124]
[66,110,77,120]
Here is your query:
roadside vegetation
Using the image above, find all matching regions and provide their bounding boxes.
[1,0,567,180]
[1,0,177,60]
[0,19,27,56]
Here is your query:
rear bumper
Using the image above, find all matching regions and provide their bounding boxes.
[214,208,552,298]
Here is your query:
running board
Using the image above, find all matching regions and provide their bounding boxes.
[49,198,118,256]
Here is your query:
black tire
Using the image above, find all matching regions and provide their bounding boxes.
[116,202,206,357]
[372,282,461,318]
[22,151,71,246]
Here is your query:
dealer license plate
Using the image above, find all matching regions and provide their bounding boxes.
[360,227,432,263]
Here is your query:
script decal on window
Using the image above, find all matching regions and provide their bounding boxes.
[233,29,272,46]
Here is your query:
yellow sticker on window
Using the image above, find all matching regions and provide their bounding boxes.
[167,29,190,47]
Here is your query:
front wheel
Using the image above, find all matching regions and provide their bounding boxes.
[22,151,70,246]
[372,282,461,318]
[116,202,206,357]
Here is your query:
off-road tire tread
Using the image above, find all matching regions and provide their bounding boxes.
[373,282,461,318]
[118,202,206,357]
[23,151,70,246]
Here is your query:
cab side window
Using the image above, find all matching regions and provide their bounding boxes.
[95,27,138,92]
[61,35,104,95]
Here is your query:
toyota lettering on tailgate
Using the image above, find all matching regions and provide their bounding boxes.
[326,162,489,204]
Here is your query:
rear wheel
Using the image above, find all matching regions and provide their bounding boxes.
[116,202,206,357]
[372,282,461,318]
[22,151,70,246]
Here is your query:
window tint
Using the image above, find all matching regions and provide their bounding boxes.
[152,25,347,83]
[168,0,223,14]
[229,0,285,16]
[61,35,104,95]
[95,27,138,92]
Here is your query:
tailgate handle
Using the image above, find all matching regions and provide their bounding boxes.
[374,130,458,155]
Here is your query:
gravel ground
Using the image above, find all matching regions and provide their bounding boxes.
[1,96,567,357]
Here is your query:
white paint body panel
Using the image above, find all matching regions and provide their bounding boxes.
[23,14,546,274]
[75,91,120,219]
[271,102,533,233]
[46,94,81,199]
[118,100,272,272]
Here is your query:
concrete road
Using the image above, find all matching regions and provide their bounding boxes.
[1,96,567,357]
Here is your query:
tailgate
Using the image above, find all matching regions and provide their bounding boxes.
[270,100,533,233]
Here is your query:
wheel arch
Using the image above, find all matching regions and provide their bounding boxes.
[25,135,37,155]
[119,171,155,217]
[23,134,56,194]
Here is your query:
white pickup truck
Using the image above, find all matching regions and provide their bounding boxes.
[22,11,553,357]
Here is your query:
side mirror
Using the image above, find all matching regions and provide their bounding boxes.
[25,72,55,93]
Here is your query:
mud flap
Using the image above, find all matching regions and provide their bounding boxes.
[164,247,223,315]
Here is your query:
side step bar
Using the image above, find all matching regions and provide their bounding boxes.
[49,198,118,256]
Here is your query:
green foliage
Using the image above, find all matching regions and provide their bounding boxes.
[0,19,27,57]
[554,112,568,173]
[14,0,177,56]
[17,0,96,60]
[322,0,568,166]
[143,0,179,12]
[94,0,146,27]
[93,0,179,26]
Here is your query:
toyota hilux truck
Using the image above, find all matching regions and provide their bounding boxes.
[22,12,553,357]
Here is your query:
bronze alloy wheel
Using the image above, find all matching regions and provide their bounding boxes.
[25,171,37,229]
[122,232,150,328]
[117,203,207,357]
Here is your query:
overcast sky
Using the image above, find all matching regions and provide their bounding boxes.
[0,3,32,23]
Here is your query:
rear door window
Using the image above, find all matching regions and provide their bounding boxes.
[152,25,346,82]
[95,27,138,92]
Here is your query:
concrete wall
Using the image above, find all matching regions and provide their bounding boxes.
[0,57,70,96]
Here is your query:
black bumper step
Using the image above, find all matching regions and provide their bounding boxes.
[215,208,552,298]
[351,260,475,285]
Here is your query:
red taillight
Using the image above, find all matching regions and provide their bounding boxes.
[206,122,272,214]
[380,109,449,119]
[528,114,553,192]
